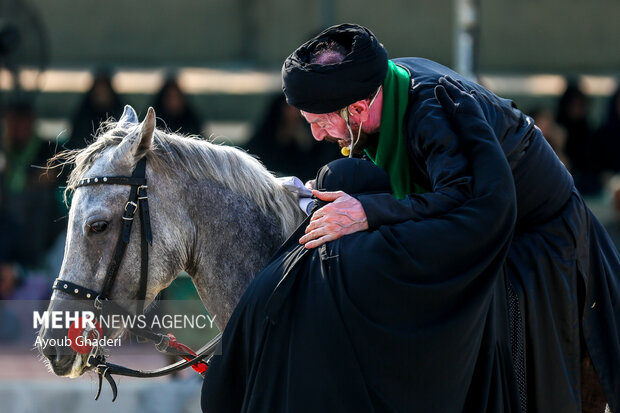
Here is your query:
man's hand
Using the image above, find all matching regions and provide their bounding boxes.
[299,190,368,249]
[434,75,486,121]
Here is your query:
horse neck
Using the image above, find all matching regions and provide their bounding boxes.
[163,173,296,329]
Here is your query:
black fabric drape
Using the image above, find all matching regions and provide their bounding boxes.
[202,105,521,412]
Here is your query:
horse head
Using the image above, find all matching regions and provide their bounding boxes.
[38,104,305,378]
[37,106,178,377]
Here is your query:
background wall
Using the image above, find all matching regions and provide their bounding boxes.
[27,0,620,72]
[16,0,618,129]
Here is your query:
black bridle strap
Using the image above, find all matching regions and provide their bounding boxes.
[53,279,194,349]
[76,176,147,187]
[53,279,100,301]
[138,184,152,244]
[53,278,211,354]
[52,279,156,337]
[136,182,151,315]
[89,332,222,378]
[101,158,147,300]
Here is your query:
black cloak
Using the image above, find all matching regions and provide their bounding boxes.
[283,21,620,404]
[223,23,620,410]
[201,106,522,412]
[351,57,620,412]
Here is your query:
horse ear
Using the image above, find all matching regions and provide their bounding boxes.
[137,107,156,156]
[119,105,139,125]
[112,107,156,166]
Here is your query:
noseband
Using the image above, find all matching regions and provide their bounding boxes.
[51,157,221,401]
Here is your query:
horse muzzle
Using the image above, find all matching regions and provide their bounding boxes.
[37,328,87,377]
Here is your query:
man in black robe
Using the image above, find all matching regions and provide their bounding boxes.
[275,24,619,412]
[202,79,522,412]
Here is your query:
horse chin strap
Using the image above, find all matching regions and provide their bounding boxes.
[52,157,222,401]
[86,331,222,402]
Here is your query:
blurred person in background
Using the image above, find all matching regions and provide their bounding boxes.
[152,74,202,136]
[2,100,61,269]
[557,81,601,195]
[0,261,21,342]
[596,87,620,251]
[595,86,620,174]
[531,106,570,168]
[0,261,49,301]
[0,198,21,272]
[0,258,50,343]
[245,93,338,180]
[2,101,51,193]
[65,67,124,151]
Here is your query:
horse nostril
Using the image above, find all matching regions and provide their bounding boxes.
[38,337,58,360]
[43,345,77,375]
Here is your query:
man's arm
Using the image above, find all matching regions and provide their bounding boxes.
[356,82,475,229]
[337,76,516,316]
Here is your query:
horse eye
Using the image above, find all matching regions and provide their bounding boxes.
[89,221,109,234]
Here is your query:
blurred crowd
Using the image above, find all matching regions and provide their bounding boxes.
[0,72,618,301]
[526,81,620,248]
[0,68,337,301]
[532,82,620,196]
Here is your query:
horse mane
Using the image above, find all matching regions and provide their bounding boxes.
[58,120,303,238]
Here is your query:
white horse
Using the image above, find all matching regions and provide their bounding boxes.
[37,105,306,377]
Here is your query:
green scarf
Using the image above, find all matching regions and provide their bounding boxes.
[365,60,425,199]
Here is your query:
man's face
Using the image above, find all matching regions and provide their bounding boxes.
[301,111,352,148]
[301,109,377,155]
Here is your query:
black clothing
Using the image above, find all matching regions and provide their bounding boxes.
[596,88,620,173]
[152,79,202,136]
[202,110,522,412]
[151,105,201,136]
[2,138,62,268]
[245,94,338,180]
[66,75,124,151]
[556,84,601,194]
[282,24,387,114]
[354,58,620,412]
[358,58,573,232]
[203,54,620,412]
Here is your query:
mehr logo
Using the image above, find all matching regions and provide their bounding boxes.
[33,311,114,354]
[33,310,97,330]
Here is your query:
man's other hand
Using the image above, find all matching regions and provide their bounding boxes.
[300,190,368,249]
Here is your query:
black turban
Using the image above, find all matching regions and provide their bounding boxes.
[282,23,388,114]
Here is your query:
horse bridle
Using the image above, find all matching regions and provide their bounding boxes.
[51,157,221,401]
[54,157,151,312]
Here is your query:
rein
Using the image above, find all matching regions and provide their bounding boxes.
[52,157,221,401]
